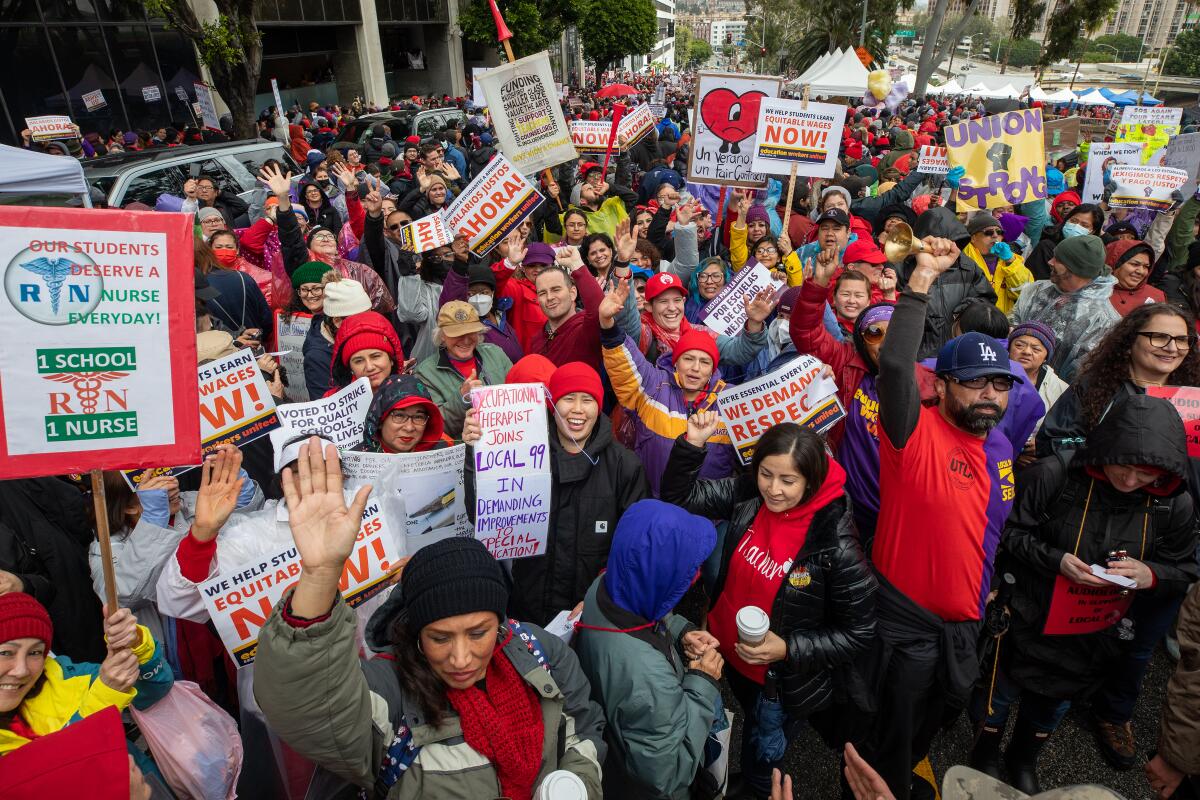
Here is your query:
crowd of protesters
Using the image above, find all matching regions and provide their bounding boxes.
[3,68,1200,800]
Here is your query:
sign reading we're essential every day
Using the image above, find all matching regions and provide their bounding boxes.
[945,108,1047,210]
[0,207,200,480]
[750,98,844,179]
[445,154,544,256]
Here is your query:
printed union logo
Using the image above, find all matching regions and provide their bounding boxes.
[4,246,103,325]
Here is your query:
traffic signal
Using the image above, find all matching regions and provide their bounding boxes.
[760,46,767,56]
[726,32,733,44]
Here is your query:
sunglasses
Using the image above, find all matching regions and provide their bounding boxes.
[861,323,888,344]
[979,228,1003,237]
[948,375,1016,391]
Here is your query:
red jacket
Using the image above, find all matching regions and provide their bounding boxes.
[527,264,606,372]
[493,260,547,353]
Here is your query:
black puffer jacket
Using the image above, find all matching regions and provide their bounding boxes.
[660,436,877,719]
[467,413,651,626]
[1000,394,1199,699]
[907,207,998,359]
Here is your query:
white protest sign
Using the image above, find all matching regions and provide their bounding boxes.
[445,154,544,256]
[174,85,189,102]
[272,311,311,403]
[917,145,950,176]
[476,51,577,175]
[199,494,400,667]
[274,377,371,449]
[1120,106,1183,127]
[193,82,221,130]
[570,120,616,156]
[470,384,551,560]
[270,78,285,117]
[1081,142,1144,203]
[82,89,107,111]
[617,104,657,149]
[649,103,667,120]
[471,67,488,108]
[655,84,666,104]
[197,348,279,455]
[399,211,453,253]
[141,86,161,103]
[25,115,76,143]
[1107,165,1189,211]
[716,354,845,465]
[1163,133,1200,186]
[688,72,782,188]
[750,98,845,179]
[700,263,784,337]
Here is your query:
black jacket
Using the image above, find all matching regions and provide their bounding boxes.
[660,436,877,719]
[1000,394,1199,699]
[296,177,344,233]
[206,190,250,228]
[467,414,651,626]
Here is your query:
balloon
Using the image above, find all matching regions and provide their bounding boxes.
[867,70,892,101]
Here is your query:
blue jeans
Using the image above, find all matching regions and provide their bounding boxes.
[969,665,1071,734]
[1092,591,1186,725]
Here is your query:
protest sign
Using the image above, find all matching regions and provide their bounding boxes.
[269,78,284,117]
[1042,575,1133,635]
[25,115,76,143]
[174,85,188,102]
[1081,142,1144,203]
[688,72,782,188]
[571,120,616,155]
[655,84,666,104]
[398,211,453,253]
[470,384,551,559]
[1107,165,1188,212]
[945,108,1047,210]
[0,206,200,480]
[1162,133,1200,186]
[1115,109,1179,165]
[200,494,400,667]
[272,310,311,403]
[196,348,279,455]
[699,263,784,337]
[141,86,161,103]
[274,377,371,450]
[82,89,107,111]
[476,51,576,175]
[193,83,221,130]
[444,154,544,256]
[916,145,950,175]
[750,98,844,179]
[716,355,844,465]
[471,67,487,108]
[1148,386,1200,458]
[1120,106,1183,127]
[649,103,667,120]
[1043,116,1080,155]
[617,104,657,149]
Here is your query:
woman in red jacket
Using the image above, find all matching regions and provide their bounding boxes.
[1106,239,1164,316]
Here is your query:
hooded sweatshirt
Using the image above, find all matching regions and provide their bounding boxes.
[357,374,448,452]
[1105,239,1164,315]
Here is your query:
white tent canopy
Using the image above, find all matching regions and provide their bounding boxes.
[791,49,841,87]
[928,79,964,96]
[0,144,91,204]
[792,47,870,97]
[1076,88,1115,106]
[994,83,1021,99]
[1045,88,1078,103]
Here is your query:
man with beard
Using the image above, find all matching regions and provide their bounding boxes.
[854,234,1023,800]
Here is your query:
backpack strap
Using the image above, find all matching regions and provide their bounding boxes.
[1036,450,1080,526]
[373,717,421,799]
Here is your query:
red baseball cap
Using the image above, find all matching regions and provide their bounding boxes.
[843,239,887,266]
[645,272,687,302]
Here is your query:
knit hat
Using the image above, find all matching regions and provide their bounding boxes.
[196,207,223,223]
[1009,320,1057,361]
[745,204,770,226]
[398,537,509,634]
[322,278,371,317]
[548,362,603,405]
[291,261,332,288]
[437,300,486,337]
[1053,235,1106,279]
[967,213,1003,236]
[673,329,719,365]
[466,262,496,290]
[506,354,557,386]
[337,312,399,366]
[0,592,53,647]
[777,285,802,315]
[645,272,686,302]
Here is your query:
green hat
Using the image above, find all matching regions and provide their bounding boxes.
[291,261,332,288]
[1052,235,1106,280]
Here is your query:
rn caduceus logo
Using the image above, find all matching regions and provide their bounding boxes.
[3,245,103,325]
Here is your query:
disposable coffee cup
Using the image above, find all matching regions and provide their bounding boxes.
[736,605,770,645]
[535,770,588,800]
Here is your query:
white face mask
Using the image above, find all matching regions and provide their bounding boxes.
[468,293,493,317]
[769,316,790,348]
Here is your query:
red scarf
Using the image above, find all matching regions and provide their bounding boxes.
[640,310,716,358]
[446,633,544,800]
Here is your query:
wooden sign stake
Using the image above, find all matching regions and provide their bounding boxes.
[90,469,119,613]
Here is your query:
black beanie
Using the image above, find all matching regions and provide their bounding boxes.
[400,537,508,633]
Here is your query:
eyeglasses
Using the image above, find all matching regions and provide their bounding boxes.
[979,228,1004,237]
[698,272,725,283]
[861,324,888,344]
[755,247,779,256]
[387,224,404,231]
[298,286,325,297]
[1138,331,1195,351]
[388,409,430,426]
[311,233,336,242]
[947,375,1016,391]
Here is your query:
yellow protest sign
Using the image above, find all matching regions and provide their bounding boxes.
[945,109,1048,210]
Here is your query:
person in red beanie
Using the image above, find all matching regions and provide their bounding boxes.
[327,310,404,394]
[506,353,557,386]
[462,362,650,624]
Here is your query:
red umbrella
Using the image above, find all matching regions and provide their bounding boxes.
[595,83,640,98]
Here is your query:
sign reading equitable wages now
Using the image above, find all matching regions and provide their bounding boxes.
[570,120,615,155]
[945,108,1047,210]
[750,98,845,179]
[445,154,545,257]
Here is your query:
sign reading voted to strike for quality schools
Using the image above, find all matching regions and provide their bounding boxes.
[193,83,221,131]
[917,145,950,176]
[750,98,844,179]
[617,104,657,150]
[200,495,400,666]
[272,310,311,403]
[571,120,616,155]
[26,115,76,143]
[700,263,784,337]
[273,377,371,450]
[398,211,453,253]
[476,51,576,175]
[0,207,200,480]
[470,383,551,560]
[197,348,279,455]
[716,355,844,465]
[445,154,544,256]
[1107,165,1189,212]
[945,108,1047,210]
[1082,142,1144,204]
[1163,133,1200,186]
[1148,386,1200,458]
[689,72,782,188]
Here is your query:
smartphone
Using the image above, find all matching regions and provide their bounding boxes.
[189,162,201,179]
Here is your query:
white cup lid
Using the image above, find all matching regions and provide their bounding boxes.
[540,771,588,800]
[736,605,770,634]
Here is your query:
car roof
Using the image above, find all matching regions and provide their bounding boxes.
[82,139,284,177]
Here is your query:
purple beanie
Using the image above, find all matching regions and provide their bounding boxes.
[746,204,770,226]
[1009,320,1056,360]
[777,286,802,314]
[998,212,1028,244]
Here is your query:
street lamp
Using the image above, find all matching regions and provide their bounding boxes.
[1094,42,1118,61]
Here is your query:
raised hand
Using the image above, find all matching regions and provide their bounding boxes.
[363,189,383,217]
[675,200,695,226]
[908,236,960,294]
[812,246,840,287]
[744,286,778,327]
[99,647,140,694]
[192,445,244,542]
[102,605,141,651]
[331,162,358,193]
[599,278,630,328]
[462,407,482,445]
[614,217,637,262]
[459,369,483,402]
[778,232,793,256]
[878,267,898,297]
[505,230,528,267]
[686,408,722,447]
[555,245,584,270]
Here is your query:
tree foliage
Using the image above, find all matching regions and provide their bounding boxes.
[783,0,912,73]
[459,0,587,59]
[577,0,658,82]
[675,26,693,69]
[1090,33,1143,61]
[688,39,714,68]
[912,0,985,96]
[1038,0,1118,66]
[1163,28,1200,76]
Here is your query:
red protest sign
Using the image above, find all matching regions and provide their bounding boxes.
[1147,385,1200,458]
[0,206,200,479]
[1042,575,1133,635]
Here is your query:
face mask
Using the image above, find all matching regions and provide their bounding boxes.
[213,248,238,266]
[1062,222,1088,239]
[768,317,790,348]
[469,293,493,317]
[316,179,331,190]
[423,257,450,282]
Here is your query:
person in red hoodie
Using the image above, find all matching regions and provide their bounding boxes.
[1106,239,1164,316]
[493,238,556,353]
[356,374,452,452]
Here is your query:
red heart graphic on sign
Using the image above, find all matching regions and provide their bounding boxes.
[700,88,767,153]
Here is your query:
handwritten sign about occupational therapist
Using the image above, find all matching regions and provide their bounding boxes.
[700,263,784,337]
[716,355,844,464]
[688,72,782,188]
[200,495,400,667]
[476,51,577,175]
[945,108,1047,210]
[1107,165,1189,212]
[1148,386,1200,458]
[273,377,371,449]
[398,211,453,253]
[445,154,545,257]
[0,206,200,480]
[469,383,551,559]
[751,98,844,179]
[1042,575,1133,635]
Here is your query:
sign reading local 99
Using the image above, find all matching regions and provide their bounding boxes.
[0,207,200,479]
